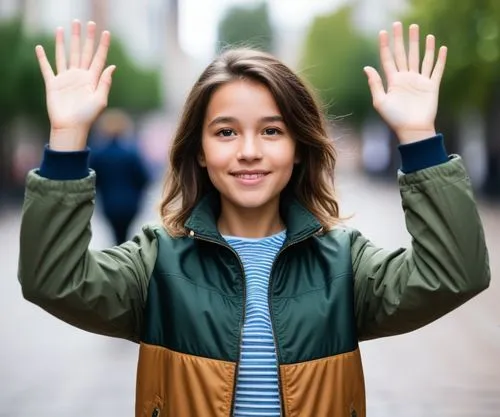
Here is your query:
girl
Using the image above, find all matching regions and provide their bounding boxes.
[19,20,490,417]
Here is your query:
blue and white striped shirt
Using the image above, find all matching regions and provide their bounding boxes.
[225,230,286,417]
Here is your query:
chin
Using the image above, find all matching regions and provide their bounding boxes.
[231,197,270,209]
[225,191,279,210]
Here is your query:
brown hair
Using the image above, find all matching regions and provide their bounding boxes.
[160,48,340,236]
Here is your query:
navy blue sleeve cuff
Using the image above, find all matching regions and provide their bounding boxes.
[398,134,449,174]
[39,144,91,180]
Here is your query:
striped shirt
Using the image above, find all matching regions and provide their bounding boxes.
[225,230,286,417]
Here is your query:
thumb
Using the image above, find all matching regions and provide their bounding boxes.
[96,65,116,105]
[363,66,385,108]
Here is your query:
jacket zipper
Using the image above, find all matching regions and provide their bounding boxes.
[268,228,322,417]
[191,227,321,417]
[188,230,246,417]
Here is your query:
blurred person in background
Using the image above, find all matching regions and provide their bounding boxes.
[90,108,150,245]
[18,20,490,417]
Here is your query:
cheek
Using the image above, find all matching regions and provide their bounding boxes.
[202,147,234,184]
[201,137,231,169]
[270,142,297,170]
[204,150,232,172]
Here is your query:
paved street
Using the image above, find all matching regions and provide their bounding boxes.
[0,164,499,417]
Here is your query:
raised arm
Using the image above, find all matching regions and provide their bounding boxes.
[354,22,490,340]
[18,20,157,342]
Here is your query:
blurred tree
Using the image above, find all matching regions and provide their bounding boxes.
[0,18,161,197]
[216,2,274,53]
[106,39,162,112]
[299,5,378,128]
[0,18,49,197]
[406,0,500,197]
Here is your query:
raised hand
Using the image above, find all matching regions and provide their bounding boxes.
[36,20,115,151]
[364,22,447,144]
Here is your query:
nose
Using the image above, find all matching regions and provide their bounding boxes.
[237,134,263,161]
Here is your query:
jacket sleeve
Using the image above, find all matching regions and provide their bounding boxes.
[351,155,491,341]
[17,170,158,342]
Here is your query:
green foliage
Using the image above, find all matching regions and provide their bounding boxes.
[0,18,41,123]
[217,2,274,52]
[405,0,500,111]
[17,30,56,127]
[106,39,162,112]
[299,6,378,126]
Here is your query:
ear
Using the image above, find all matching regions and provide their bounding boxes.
[198,151,207,167]
[294,152,301,164]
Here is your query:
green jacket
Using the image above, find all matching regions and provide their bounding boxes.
[18,155,490,417]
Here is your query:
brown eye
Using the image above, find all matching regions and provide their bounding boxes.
[264,128,281,136]
[216,129,235,137]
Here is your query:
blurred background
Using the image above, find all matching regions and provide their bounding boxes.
[0,0,498,416]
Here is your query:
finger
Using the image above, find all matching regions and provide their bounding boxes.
[431,46,448,83]
[393,21,408,71]
[96,65,116,106]
[35,45,54,83]
[421,35,436,78]
[364,66,385,108]
[89,31,112,83]
[80,21,97,69]
[379,30,397,81]
[55,26,67,74]
[408,24,420,72]
[69,19,81,68]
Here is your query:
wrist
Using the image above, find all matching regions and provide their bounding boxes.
[398,134,448,173]
[395,128,437,144]
[49,127,90,151]
[40,144,90,180]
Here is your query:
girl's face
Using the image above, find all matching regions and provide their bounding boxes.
[200,79,298,212]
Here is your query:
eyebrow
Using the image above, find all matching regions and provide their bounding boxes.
[207,115,284,128]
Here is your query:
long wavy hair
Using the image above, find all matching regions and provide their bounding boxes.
[160,48,340,236]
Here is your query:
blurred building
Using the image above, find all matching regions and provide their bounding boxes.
[352,0,408,34]
[272,0,408,69]
[1,0,167,67]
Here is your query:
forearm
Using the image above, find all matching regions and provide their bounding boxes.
[354,155,490,340]
[18,152,156,341]
[399,155,490,295]
[18,171,103,325]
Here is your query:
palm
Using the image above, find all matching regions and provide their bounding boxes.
[36,20,115,131]
[378,72,438,133]
[364,23,447,143]
[46,69,103,129]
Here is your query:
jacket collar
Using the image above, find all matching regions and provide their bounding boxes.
[184,192,322,244]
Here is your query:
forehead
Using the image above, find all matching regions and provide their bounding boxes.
[204,79,282,122]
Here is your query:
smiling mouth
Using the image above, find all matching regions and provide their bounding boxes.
[231,172,269,179]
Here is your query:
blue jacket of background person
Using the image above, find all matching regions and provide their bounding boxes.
[90,136,151,221]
